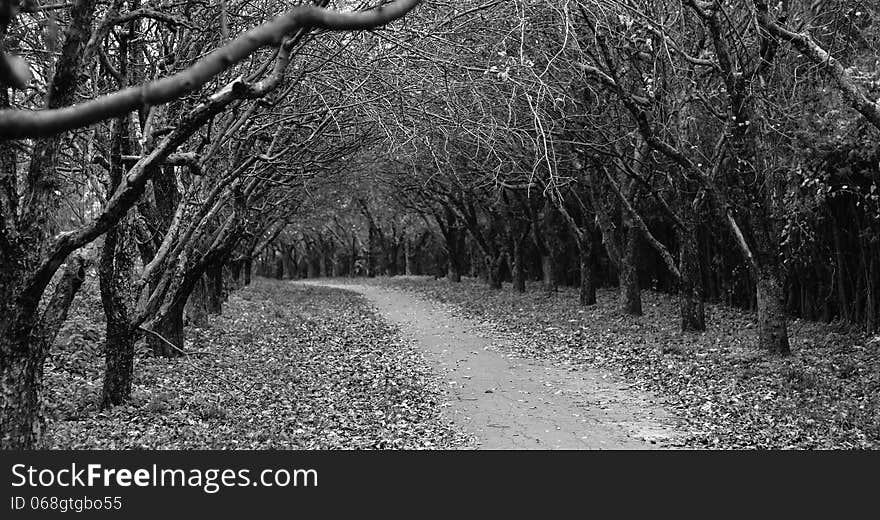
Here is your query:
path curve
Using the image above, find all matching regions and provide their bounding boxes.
[297,280,683,449]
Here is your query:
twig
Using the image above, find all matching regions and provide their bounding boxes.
[138,326,259,400]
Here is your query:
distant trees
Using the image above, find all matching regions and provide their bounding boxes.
[0,0,421,448]
[4,0,880,448]
[283,0,880,355]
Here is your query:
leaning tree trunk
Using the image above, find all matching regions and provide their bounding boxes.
[756,267,790,355]
[619,224,643,316]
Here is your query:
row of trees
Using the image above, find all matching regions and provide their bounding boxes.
[274,0,880,356]
[0,0,422,448]
[4,0,880,449]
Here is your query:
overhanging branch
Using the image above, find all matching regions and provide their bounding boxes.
[0,0,422,139]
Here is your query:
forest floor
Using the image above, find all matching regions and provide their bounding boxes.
[44,278,472,449]
[42,274,880,449]
[298,280,682,448]
[359,276,880,449]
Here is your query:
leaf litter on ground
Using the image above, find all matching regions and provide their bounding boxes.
[44,277,474,449]
[368,276,880,449]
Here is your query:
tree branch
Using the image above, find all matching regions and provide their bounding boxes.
[0,0,422,139]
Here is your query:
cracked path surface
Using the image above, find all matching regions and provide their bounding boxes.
[297,280,683,449]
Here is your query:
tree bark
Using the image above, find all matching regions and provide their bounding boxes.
[756,268,790,355]
[244,258,252,285]
[1,256,87,448]
[404,239,413,275]
[486,253,504,290]
[146,300,185,357]
[512,238,526,293]
[678,223,705,331]
[101,319,136,408]
[186,278,209,327]
[205,263,223,315]
[0,345,45,449]
[282,244,296,279]
[447,261,461,282]
[230,258,242,288]
[577,235,597,306]
[99,219,138,407]
[541,254,556,293]
[619,224,643,315]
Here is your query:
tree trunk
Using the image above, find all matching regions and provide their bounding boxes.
[405,239,413,275]
[541,254,556,293]
[350,236,358,277]
[186,278,209,327]
[147,300,186,357]
[486,253,503,290]
[273,254,284,280]
[619,225,643,315]
[367,226,377,277]
[99,216,138,407]
[101,320,135,408]
[512,238,526,293]
[229,259,242,288]
[447,261,461,282]
[678,225,705,332]
[0,343,45,449]
[578,237,596,306]
[1,256,87,448]
[282,245,296,279]
[205,264,223,315]
[444,226,464,282]
[318,253,327,277]
[756,269,790,355]
[331,255,340,277]
[244,259,252,285]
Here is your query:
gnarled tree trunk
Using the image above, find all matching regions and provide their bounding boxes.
[1,256,87,448]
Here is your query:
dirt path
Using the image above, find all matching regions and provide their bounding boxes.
[297,280,684,449]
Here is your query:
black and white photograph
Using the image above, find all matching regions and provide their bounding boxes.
[0,0,877,514]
